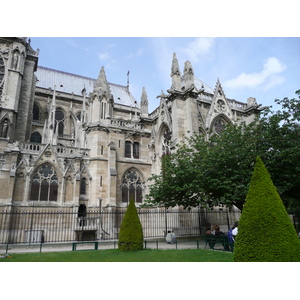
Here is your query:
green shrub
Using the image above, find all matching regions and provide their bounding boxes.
[234,156,300,262]
[118,198,144,251]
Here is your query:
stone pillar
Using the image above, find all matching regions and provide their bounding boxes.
[14,59,37,142]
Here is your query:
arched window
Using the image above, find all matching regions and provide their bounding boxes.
[33,103,40,121]
[80,178,86,195]
[0,118,9,138]
[54,110,65,135]
[121,169,143,203]
[29,164,58,201]
[125,141,131,158]
[30,132,42,143]
[162,128,172,156]
[213,118,226,133]
[133,142,140,159]
[125,141,140,159]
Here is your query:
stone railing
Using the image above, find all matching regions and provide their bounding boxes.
[110,118,143,130]
[32,120,45,126]
[227,99,248,110]
[19,143,90,157]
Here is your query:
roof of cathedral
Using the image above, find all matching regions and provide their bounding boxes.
[194,77,214,94]
[35,66,138,107]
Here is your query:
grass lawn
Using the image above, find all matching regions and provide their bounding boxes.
[0,248,233,262]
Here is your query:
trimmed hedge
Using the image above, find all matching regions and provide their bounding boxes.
[118,198,144,251]
[234,157,300,262]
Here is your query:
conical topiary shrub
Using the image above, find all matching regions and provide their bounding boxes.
[118,198,144,251]
[234,156,300,262]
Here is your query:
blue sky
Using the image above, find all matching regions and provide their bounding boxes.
[30,37,300,113]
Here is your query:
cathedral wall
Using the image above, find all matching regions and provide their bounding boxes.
[171,99,187,141]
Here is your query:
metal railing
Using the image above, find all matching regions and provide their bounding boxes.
[0,206,241,245]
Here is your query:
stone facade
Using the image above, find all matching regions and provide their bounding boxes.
[0,38,264,211]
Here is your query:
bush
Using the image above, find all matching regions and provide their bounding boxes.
[234,157,300,262]
[118,198,144,251]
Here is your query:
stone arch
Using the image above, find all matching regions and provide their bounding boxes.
[209,113,232,135]
[32,102,41,121]
[29,163,59,202]
[30,131,42,143]
[157,123,172,157]
[120,167,145,204]
[0,116,11,138]
[54,108,66,136]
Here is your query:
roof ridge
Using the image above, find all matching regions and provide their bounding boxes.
[37,66,128,89]
[38,66,95,81]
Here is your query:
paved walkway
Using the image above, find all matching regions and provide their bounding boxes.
[1,239,213,254]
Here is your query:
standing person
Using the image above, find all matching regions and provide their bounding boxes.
[165,230,172,244]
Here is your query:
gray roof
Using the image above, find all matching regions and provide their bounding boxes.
[194,77,214,94]
[35,67,138,107]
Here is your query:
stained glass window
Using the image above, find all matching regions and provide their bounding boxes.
[121,169,143,203]
[214,118,226,133]
[29,164,58,201]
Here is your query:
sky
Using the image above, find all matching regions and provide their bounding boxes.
[30,37,300,113]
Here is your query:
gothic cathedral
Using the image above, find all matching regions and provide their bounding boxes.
[0,37,263,210]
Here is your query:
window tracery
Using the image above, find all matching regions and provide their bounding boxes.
[54,110,65,135]
[29,164,58,201]
[213,118,226,133]
[162,128,171,156]
[121,169,143,203]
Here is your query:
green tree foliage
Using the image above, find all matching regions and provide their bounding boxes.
[257,90,300,211]
[145,90,300,211]
[234,157,300,262]
[145,121,259,210]
[118,198,144,251]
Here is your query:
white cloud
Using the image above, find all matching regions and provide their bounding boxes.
[224,57,286,90]
[182,38,216,62]
[99,52,110,61]
[136,47,144,56]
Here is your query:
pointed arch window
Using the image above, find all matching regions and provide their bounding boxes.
[80,178,87,195]
[133,142,140,159]
[125,141,140,159]
[162,128,172,156]
[29,164,58,201]
[33,103,40,121]
[213,118,226,133]
[54,110,65,135]
[30,132,42,143]
[0,118,9,138]
[121,169,143,203]
[125,141,131,158]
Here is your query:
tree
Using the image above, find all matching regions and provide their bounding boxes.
[256,90,300,211]
[234,157,300,262]
[145,122,259,210]
[145,90,300,211]
[118,198,144,251]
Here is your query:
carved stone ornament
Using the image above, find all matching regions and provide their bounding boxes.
[217,100,226,112]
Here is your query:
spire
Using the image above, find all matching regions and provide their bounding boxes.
[214,77,226,98]
[140,87,148,118]
[170,53,181,90]
[94,66,111,98]
[183,60,194,90]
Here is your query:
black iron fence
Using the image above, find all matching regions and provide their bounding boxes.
[0,206,241,245]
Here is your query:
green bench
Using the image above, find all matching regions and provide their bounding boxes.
[204,234,234,252]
